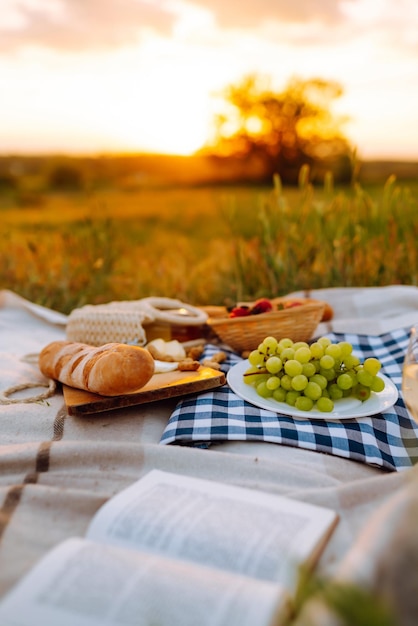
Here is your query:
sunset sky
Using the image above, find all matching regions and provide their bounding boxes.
[1,0,418,160]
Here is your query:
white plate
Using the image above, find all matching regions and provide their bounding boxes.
[227,360,399,421]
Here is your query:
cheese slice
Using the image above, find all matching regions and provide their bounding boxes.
[153,360,179,374]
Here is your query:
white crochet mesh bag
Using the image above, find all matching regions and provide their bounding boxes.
[66,298,208,346]
[66,307,148,346]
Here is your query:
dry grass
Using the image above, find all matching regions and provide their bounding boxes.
[1,171,417,313]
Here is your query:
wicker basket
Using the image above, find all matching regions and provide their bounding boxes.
[207,299,326,353]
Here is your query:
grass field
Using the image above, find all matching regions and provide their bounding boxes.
[1,168,417,314]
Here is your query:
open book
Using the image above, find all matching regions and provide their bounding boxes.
[0,469,338,626]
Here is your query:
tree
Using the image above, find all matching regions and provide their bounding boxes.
[203,75,353,184]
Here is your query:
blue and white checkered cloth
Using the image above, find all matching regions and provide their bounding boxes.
[160,328,418,471]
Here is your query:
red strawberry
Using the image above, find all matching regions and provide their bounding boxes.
[250,298,273,315]
[229,306,251,318]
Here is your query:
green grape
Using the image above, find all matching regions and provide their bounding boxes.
[249,373,269,386]
[316,397,334,412]
[280,374,293,391]
[304,381,322,401]
[317,336,332,348]
[295,396,314,411]
[325,344,342,360]
[342,354,360,369]
[286,390,301,406]
[263,336,279,352]
[293,341,310,351]
[243,366,260,385]
[338,342,353,357]
[309,373,328,390]
[363,357,381,376]
[320,367,336,381]
[266,376,281,390]
[337,373,354,390]
[273,387,287,403]
[346,369,358,385]
[310,342,324,358]
[319,354,335,370]
[371,376,385,392]
[248,335,386,412]
[280,347,295,361]
[291,374,308,391]
[245,365,259,373]
[302,362,316,378]
[256,381,273,398]
[294,347,312,363]
[354,384,371,401]
[248,350,265,367]
[284,359,303,377]
[356,368,373,387]
[266,356,283,374]
[328,383,343,400]
[278,338,293,350]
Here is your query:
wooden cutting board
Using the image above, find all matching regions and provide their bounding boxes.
[63,366,226,416]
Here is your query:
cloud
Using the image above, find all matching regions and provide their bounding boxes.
[1,0,416,57]
[0,0,175,52]
[188,0,351,28]
[340,0,418,53]
[0,0,361,54]
[185,0,418,56]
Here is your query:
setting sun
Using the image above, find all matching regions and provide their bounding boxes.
[0,0,417,160]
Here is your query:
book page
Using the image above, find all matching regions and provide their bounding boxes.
[0,538,288,626]
[87,469,338,589]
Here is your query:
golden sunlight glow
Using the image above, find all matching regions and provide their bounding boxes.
[0,42,219,155]
[101,60,214,155]
[0,0,417,159]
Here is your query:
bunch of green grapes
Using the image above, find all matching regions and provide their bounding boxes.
[243,336,385,413]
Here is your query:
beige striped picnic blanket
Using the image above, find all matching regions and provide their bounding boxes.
[1,286,418,625]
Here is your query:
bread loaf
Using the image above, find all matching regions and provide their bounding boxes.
[39,341,155,396]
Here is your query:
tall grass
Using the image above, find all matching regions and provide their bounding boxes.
[1,169,417,313]
[228,169,418,301]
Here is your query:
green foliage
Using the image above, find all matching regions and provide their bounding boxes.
[0,170,417,314]
[226,167,418,301]
[290,573,396,626]
[322,583,396,626]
